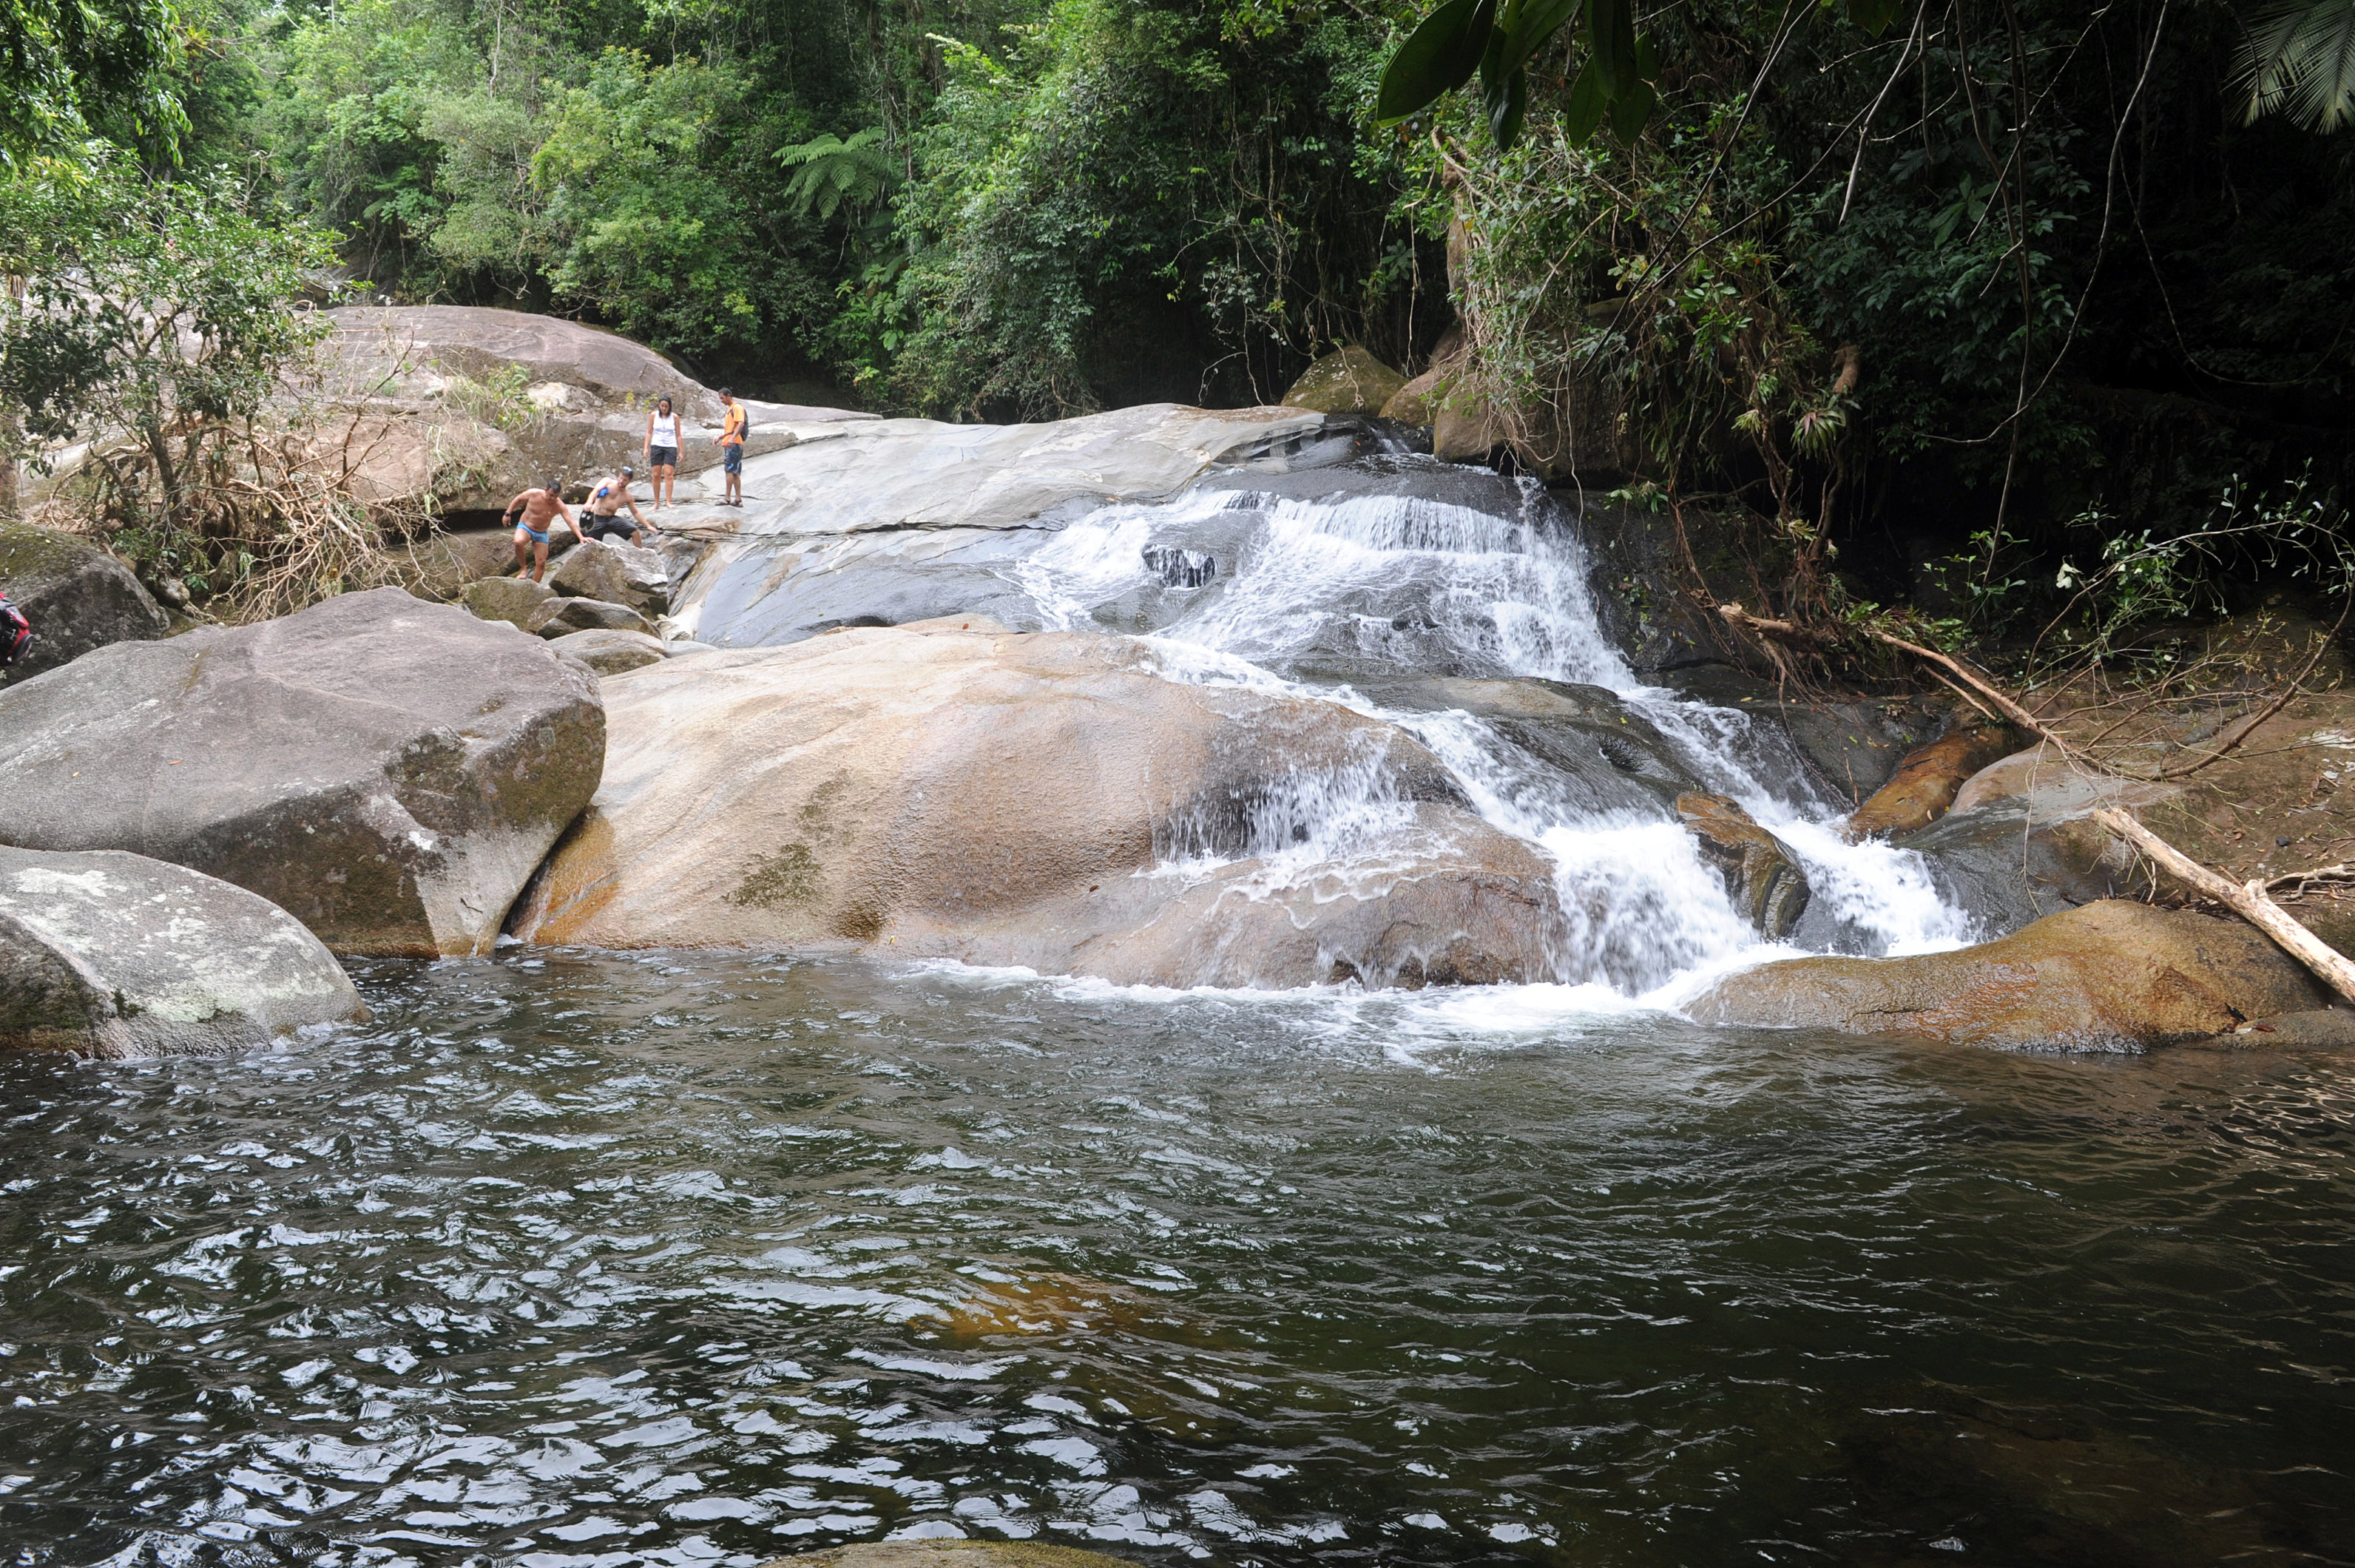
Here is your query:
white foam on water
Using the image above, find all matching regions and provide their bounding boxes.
[1004,468,1975,1003]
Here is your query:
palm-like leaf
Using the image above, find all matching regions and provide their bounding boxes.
[2231,0,2355,132]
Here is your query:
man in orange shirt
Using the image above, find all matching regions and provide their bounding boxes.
[717,389,747,507]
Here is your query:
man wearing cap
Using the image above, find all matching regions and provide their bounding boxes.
[581,464,656,545]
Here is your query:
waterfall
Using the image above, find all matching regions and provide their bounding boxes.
[1009,462,1973,999]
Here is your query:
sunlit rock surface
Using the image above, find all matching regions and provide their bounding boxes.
[0,588,603,956]
[667,404,1352,647]
[510,622,1564,989]
[0,846,362,1055]
[1690,899,2326,1050]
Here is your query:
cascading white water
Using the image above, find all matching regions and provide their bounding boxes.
[1011,468,1971,1000]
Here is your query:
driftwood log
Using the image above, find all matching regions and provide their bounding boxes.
[2092,808,2355,1005]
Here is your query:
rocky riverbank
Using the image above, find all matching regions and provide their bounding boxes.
[4,311,2350,1057]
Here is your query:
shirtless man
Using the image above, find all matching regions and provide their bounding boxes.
[504,479,572,582]
[580,464,655,546]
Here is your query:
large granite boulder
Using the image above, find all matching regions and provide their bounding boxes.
[530,596,653,638]
[389,526,527,602]
[0,520,169,686]
[547,536,669,615]
[667,403,1356,646]
[509,623,1566,989]
[1,847,364,1056]
[1689,899,2328,1050]
[0,588,604,956]
[550,627,667,674]
[462,575,556,629]
[1282,345,1408,415]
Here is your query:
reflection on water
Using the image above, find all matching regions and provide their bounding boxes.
[2,951,2351,1567]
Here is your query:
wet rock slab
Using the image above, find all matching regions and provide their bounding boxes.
[510,622,1564,988]
[0,587,604,956]
[1689,899,2327,1051]
[0,846,363,1056]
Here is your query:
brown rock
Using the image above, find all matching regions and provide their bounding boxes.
[550,627,667,675]
[546,536,669,616]
[1281,345,1408,416]
[1677,791,1811,938]
[1845,720,2024,839]
[391,527,524,601]
[1380,325,1467,428]
[508,625,1564,989]
[1689,899,2328,1051]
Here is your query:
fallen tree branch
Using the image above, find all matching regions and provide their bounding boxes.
[2265,862,2355,895]
[1717,602,1841,651]
[2092,808,2355,1005]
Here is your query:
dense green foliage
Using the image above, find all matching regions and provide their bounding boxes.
[3,0,2352,636]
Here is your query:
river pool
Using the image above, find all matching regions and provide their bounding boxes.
[3,952,2351,1567]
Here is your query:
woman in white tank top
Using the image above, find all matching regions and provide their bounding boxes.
[643,396,683,508]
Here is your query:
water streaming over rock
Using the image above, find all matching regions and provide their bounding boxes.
[1001,461,1971,998]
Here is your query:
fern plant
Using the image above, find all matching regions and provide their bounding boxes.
[2232,0,2355,132]
[775,128,898,221]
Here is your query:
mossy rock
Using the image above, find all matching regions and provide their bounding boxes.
[1280,344,1407,416]
[0,519,168,686]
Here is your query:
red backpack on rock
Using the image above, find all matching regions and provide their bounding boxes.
[0,592,32,666]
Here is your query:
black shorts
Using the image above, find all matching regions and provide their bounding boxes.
[648,445,678,468]
[584,516,640,544]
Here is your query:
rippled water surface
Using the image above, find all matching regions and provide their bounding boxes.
[5,953,2353,1567]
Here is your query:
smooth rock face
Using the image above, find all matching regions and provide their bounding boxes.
[1846,720,2024,839]
[532,596,654,638]
[0,588,604,956]
[547,538,669,616]
[0,847,365,1056]
[1282,345,1408,415]
[463,575,556,629]
[551,627,667,674]
[1689,900,2328,1051]
[1677,792,1811,939]
[0,520,169,685]
[510,625,1564,989]
[669,404,1346,646]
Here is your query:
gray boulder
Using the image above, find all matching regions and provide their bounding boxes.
[1,846,364,1056]
[550,627,666,675]
[391,527,526,602]
[0,520,169,686]
[0,587,604,956]
[547,536,669,615]
[532,596,654,638]
[462,575,555,629]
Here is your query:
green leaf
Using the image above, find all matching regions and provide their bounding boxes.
[1840,0,1905,36]
[1633,30,1660,82]
[1562,55,1609,144]
[1376,0,1501,124]
[1487,64,1529,149]
[1606,75,1656,142]
[1587,0,1641,98]
[1490,0,1581,79]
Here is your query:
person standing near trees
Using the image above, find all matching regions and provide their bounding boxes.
[716,388,748,507]
[643,396,683,509]
[504,479,572,582]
